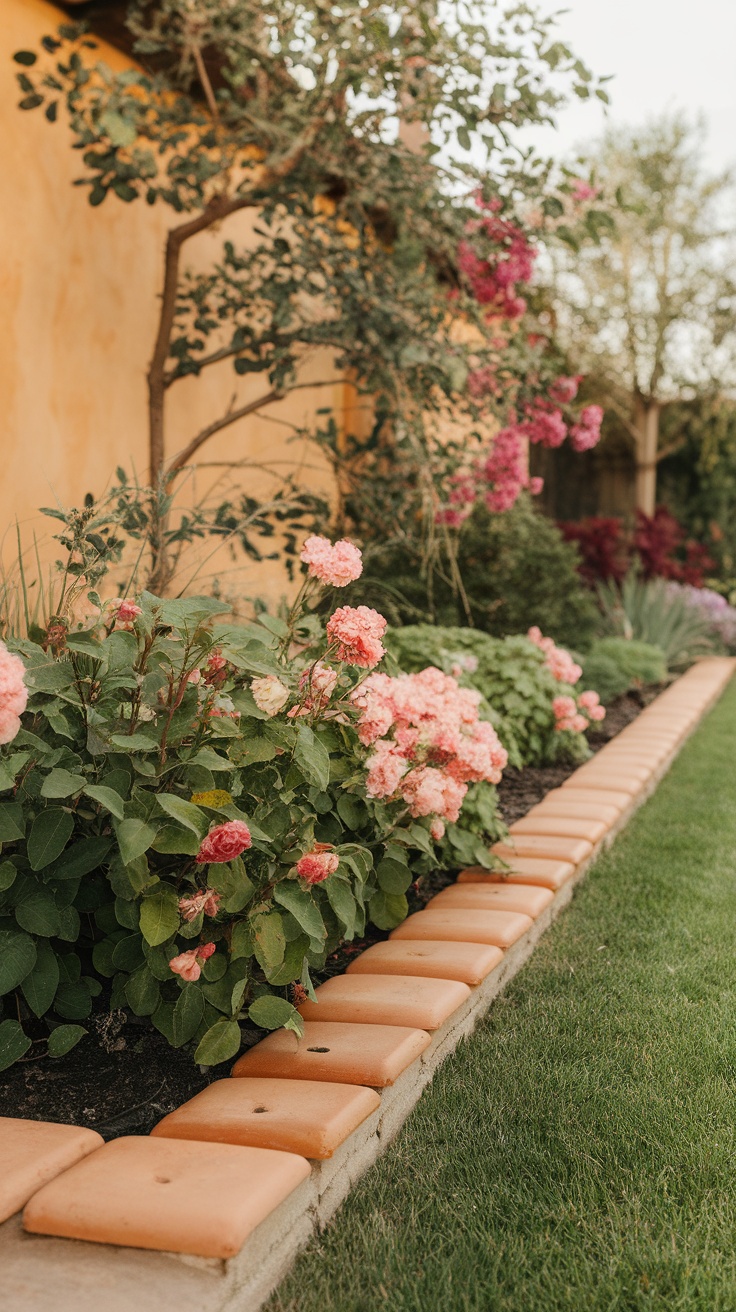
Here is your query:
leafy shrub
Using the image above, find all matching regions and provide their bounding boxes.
[356,500,599,650]
[386,625,596,767]
[558,516,628,585]
[560,507,715,590]
[597,575,716,669]
[581,637,667,704]
[0,556,511,1069]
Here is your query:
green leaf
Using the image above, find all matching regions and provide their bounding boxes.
[193,1018,241,1066]
[27,808,74,870]
[51,836,112,880]
[171,985,206,1047]
[324,879,357,937]
[20,942,59,1017]
[273,882,326,944]
[13,51,38,65]
[376,856,413,895]
[0,861,17,892]
[83,785,126,820]
[264,935,310,986]
[99,109,137,147]
[0,764,16,792]
[248,995,299,1031]
[369,889,408,931]
[115,818,158,865]
[207,858,253,913]
[150,824,200,856]
[139,886,180,946]
[15,884,61,937]
[336,794,368,830]
[230,920,253,960]
[252,910,286,975]
[0,1020,31,1071]
[111,732,158,752]
[54,980,92,1020]
[124,965,160,1016]
[294,726,330,792]
[155,794,207,837]
[0,929,37,995]
[48,1024,87,1058]
[189,746,236,772]
[0,802,26,841]
[40,768,86,799]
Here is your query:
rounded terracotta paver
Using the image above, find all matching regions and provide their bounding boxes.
[0,1118,103,1224]
[151,1077,380,1159]
[458,856,576,891]
[390,907,533,949]
[23,1135,311,1258]
[296,974,470,1031]
[509,815,609,844]
[529,799,620,826]
[545,786,632,813]
[560,773,641,797]
[491,835,594,865]
[427,883,554,918]
[231,1021,431,1087]
[345,939,504,986]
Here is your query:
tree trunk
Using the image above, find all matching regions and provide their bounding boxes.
[634,398,660,517]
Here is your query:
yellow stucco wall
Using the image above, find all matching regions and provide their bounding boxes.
[1,0,346,609]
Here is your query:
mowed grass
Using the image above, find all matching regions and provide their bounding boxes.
[268,678,736,1312]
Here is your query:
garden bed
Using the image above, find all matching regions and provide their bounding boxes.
[0,688,662,1140]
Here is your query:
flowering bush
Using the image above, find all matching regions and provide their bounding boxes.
[561,508,715,589]
[0,537,509,1070]
[665,583,736,654]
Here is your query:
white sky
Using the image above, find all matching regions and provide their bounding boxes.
[528,0,736,174]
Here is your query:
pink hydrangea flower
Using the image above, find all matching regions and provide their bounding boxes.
[527,628,582,685]
[196,820,252,865]
[295,847,340,884]
[365,739,410,798]
[301,535,363,587]
[178,889,221,922]
[168,941,216,983]
[326,605,387,669]
[251,675,290,716]
[430,818,446,842]
[578,689,606,722]
[0,640,28,746]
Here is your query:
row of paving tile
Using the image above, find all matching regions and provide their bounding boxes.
[2,658,733,1263]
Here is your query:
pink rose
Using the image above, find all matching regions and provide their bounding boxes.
[549,375,582,404]
[326,605,387,669]
[178,889,221,922]
[109,598,142,628]
[295,848,340,884]
[196,820,252,865]
[0,641,27,746]
[168,941,216,983]
[300,535,363,587]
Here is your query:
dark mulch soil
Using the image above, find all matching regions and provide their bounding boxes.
[0,687,661,1137]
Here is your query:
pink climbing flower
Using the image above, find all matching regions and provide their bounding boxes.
[178,889,222,922]
[549,375,582,404]
[295,847,340,884]
[569,405,603,452]
[0,640,28,746]
[326,605,387,669]
[300,535,363,587]
[196,820,252,865]
[168,941,216,983]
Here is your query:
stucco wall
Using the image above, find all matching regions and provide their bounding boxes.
[1,0,347,609]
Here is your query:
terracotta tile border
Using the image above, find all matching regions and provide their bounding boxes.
[1,657,733,1312]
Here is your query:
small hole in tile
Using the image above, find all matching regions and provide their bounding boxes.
[253,1106,268,1113]
[307,1046,330,1053]
[154,1175,172,1185]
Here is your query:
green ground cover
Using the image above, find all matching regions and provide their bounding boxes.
[269,678,736,1312]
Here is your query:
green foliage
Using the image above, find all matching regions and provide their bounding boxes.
[582,637,667,703]
[357,502,599,650]
[386,625,588,767]
[0,592,447,1068]
[597,576,715,669]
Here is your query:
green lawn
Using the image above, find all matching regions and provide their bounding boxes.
[268,678,736,1312]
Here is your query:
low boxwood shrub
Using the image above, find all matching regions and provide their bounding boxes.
[0,543,509,1070]
[581,637,668,704]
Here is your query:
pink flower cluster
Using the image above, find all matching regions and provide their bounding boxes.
[301,535,363,587]
[436,426,543,525]
[196,820,252,865]
[527,627,582,685]
[326,606,387,669]
[571,179,600,203]
[168,941,216,983]
[0,640,28,745]
[296,846,340,884]
[553,689,606,734]
[108,598,142,629]
[570,404,603,452]
[352,666,508,826]
[459,199,537,320]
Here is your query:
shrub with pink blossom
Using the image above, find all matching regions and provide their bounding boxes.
[0,639,28,745]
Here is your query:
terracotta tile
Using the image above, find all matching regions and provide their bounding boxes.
[231,1021,430,1087]
[491,835,593,864]
[345,939,504,986]
[509,815,608,844]
[457,855,575,891]
[545,786,632,813]
[529,799,621,826]
[0,1118,103,1224]
[296,974,470,1031]
[390,907,533,949]
[426,882,554,917]
[573,758,653,783]
[23,1135,310,1258]
[560,773,641,796]
[151,1077,379,1160]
